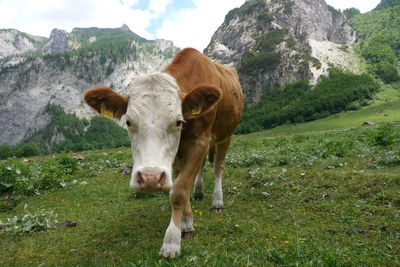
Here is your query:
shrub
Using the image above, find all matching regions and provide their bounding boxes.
[14,143,42,157]
[0,161,29,193]
[0,208,57,235]
[22,104,129,155]
[56,156,79,174]
[372,123,399,147]
[344,8,360,19]
[0,145,13,159]
[0,160,67,195]
[238,30,287,75]
[375,61,400,83]
[237,70,379,134]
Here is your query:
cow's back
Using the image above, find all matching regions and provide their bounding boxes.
[164,48,244,141]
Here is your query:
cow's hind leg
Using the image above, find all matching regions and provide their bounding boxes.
[212,137,231,212]
[193,157,207,200]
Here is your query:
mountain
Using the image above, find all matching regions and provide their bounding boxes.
[1,0,400,153]
[204,0,361,104]
[0,25,178,148]
[0,29,47,67]
[350,2,400,84]
[374,0,400,10]
[205,0,400,134]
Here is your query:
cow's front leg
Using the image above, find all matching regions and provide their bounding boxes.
[161,173,200,257]
[160,138,208,258]
[160,189,185,258]
[160,187,193,258]
[181,198,194,239]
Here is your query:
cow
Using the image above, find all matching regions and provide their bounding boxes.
[84,48,244,258]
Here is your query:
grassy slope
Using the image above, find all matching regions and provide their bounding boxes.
[247,85,400,138]
[1,89,400,266]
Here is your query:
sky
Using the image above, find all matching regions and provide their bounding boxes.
[0,0,381,51]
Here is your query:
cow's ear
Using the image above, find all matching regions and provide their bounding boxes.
[84,86,129,119]
[182,85,222,120]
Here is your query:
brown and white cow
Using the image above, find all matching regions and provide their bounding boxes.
[84,48,243,258]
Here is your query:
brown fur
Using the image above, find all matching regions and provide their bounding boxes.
[83,48,244,257]
[164,48,243,144]
[163,48,243,247]
[84,86,129,119]
[181,85,222,120]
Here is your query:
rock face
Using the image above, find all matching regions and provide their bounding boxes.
[41,29,71,54]
[0,29,46,59]
[0,26,179,146]
[204,0,360,104]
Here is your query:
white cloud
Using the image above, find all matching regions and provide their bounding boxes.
[155,0,246,51]
[0,0,154,38]
[325,0,380,13]
[120,0,140,8]
[0,0,383,51]
[149,0,173,16]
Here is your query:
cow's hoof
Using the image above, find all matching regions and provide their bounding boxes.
[181,231,194,239]
[211,207,223,213]
[194,192,204,200]
[160,243,180,258]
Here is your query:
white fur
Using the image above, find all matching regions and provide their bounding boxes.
[160,220,181,258]
[124,73,182,191]
[212,176,223,209]
[181,215,194,232]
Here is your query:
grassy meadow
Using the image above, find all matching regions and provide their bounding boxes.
[1,87,400,266]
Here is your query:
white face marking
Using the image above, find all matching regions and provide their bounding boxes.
[123,73,182,191]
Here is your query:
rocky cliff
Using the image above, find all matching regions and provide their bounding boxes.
[41,29,72,54]
[204,0,362,104]
[0,25,178,146]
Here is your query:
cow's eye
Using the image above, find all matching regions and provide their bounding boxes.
[175,119,185,128]
[126,120,131,127]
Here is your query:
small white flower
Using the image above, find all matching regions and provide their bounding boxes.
[71,180,78,184]
[80,181,88,185]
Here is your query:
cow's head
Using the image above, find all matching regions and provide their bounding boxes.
[84,72,222,192]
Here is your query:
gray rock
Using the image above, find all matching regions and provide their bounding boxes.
[204,0,358,105]
[42,29,71,54]
[0,29,46,60]
[56,220,77,228]
[363,121,375,126]
[0,27,178,146]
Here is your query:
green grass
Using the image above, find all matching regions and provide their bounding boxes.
[1,117,400,266]
[246,85,400,138]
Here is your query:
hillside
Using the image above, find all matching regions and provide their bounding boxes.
[374,0,400,10]
[1,0,400,155]
[350,4,400,85]
[202,0,400,134]
[204,0,359,104]
[1,116,399,265]
[0,25,178,151]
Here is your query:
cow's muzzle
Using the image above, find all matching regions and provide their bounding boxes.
[132,167,169,192]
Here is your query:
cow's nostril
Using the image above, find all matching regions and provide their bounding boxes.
[137,172,144,185]
[158,172,167,186]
